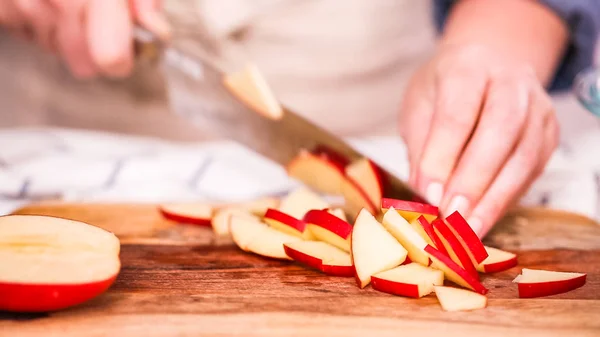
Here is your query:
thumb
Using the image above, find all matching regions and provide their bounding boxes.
[130,0,171,40]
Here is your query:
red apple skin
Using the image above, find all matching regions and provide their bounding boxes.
[432,219,479,279]
[343,176,378,216]
[480,256,518,273]
[320,264,355,277]
[517,275,587,298]
[0,275,118,313]
[381,199,439,216]
[283,245,323,271]
[264,208,307,232]
[312,145,350,168]
[401,256,412,265]
[371,277,420,298]
[416,216,449,256]
[425,245,488,295]
[159,209,211,227]
[445,211,488,264]
[303,209,352,239]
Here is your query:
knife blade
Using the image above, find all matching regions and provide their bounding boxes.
[134,27,423,202]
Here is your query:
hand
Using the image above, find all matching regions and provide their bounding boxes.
[399,44,559,238]
[0,0,170,78]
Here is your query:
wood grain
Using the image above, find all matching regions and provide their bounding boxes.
[2,203,600,336]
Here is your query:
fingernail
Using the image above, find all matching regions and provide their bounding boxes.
[446,195,470,217]
[426,182,443,206]
[468,217,483,236]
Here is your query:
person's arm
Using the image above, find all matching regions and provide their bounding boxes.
[438,0,569,87]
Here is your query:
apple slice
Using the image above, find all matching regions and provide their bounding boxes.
[327,208,348,222]
[371,263,444,298]
[0,215,120,313]
[304,209,352,252]
[341,177,377,219]
[159,203,213,226]
[432,218,479,279]
[229,214,301,260]
[345,158,383,210]
[211,208,259,237]
[411,216,449,256]
[351,209,408,288]
[477,246,518,273]
[445,211,488,265]
[381,198,438,223]
[211,197,278,236]
[312,145,351,168]
[284,241,354,277]
[513,268,587,298]
[381,207,429,266]
[434,286,487,311]
[230,197,280,215]
[264,208,314,239]
[279,187,330,220]
[425,245,488,295]
[287,150,346,195]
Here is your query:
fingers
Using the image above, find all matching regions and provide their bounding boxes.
[87,0,133,77]
[416,66,488,205]
[13,0,58,52]
[439,70,531,218]
[130,0,170,40]
[0,0,29,39]
[467,91,558,238]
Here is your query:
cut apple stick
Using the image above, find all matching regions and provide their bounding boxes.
[371,263,444,298]
[432,219,479,279]
[159,203,213,226]
[434,286,487,311]
[279,187,330,220]
[287,150,346,195]
[284,241,354,277]
[304,209,352,252]
[229,214,301,260]
[264,208,314,239]
[351,209,408,288]
[381,207,429,266]
[345,158,383,210]
[411,216,449,256]
[425,245,488,295]
[0,215,120,313]
[476,246,518,273]
[341,177,377,219]
[381,199,438,223]
[445,211,488,265]
[513,268,587,298]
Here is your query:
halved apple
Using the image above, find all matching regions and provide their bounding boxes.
[381,207,429,266]
[159,203,213,226]
[264,208,314,240]
[513,268,587,298]
[445,211,488,265]
[432,218,479,279]
[411,216,449,256]
[345,158,383,210]
[381,198,438,223]
[371,263,444,298]
[229,214,301,260]
[284,241,354,277]
[304,209,352,252]
[341,177,377,219]
[279,187,330,220]
[434,286,487,311]
[351,209,408,288]
[476,246,517,273]
[287,150,346,195]
[425,245,488,295]
[0,215,120,313]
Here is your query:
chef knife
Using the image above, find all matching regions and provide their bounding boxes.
[134,26,423,202]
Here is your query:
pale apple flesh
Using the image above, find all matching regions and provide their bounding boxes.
[279,187,330,220]
[0,215,121,312]
[264,208,314,239]
[287,150,346,195]
[284,241,354,277]
[445,211,488,264]
[229,214,301,260]
[159,203,214,226]
[432,219,479,279]
[351,209,408,288]
[476,246,518,273]
[211,208,259,237]
[371,263,444,298]
[304,209,352,252]
[381,198,439,223]
[327,208,348,222]
[345,158,383,210]
[512,268,587,298]
[381,207,430,266]
[425,245,488,295]
[341,177,377,220]
[434,286,487,311]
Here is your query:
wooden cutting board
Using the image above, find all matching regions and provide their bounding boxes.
[1,202,600,337]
